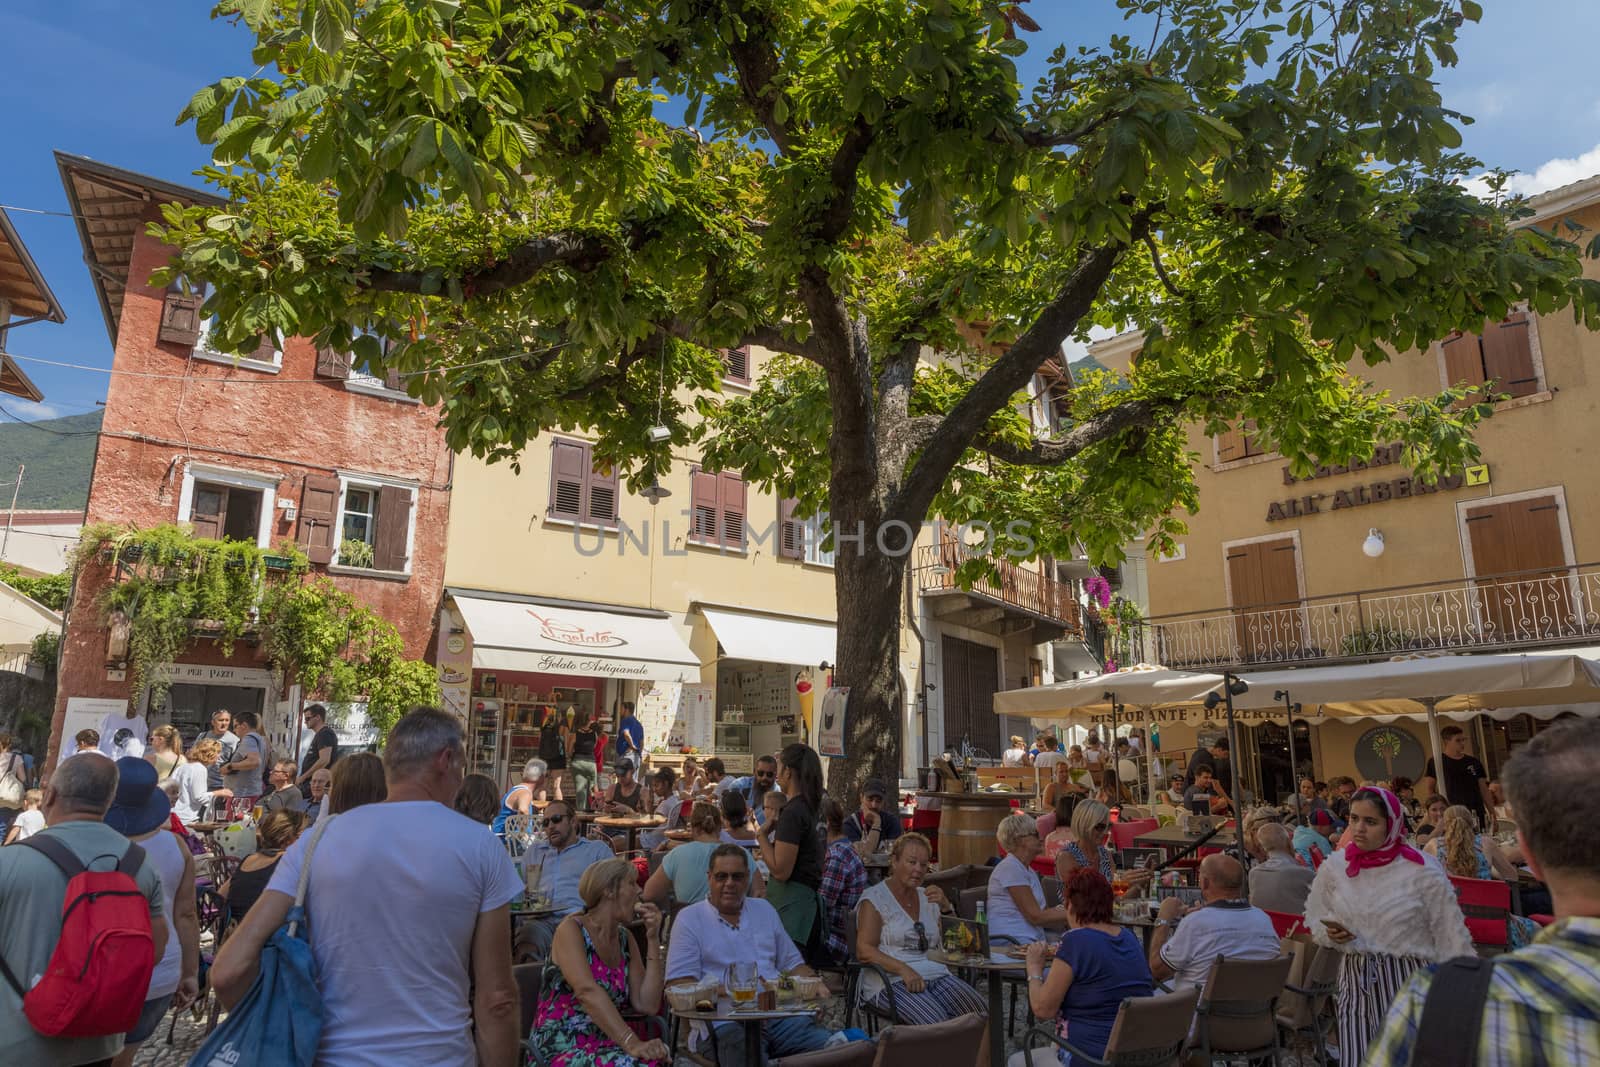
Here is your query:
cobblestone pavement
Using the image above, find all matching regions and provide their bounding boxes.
[135,987,1332,1066]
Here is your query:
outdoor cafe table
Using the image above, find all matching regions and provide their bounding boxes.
[1131,825,1239,852]
[673,995,829,1067]
[927,948,1030,1067]
[593,813,666,853]
[861,852,891,884]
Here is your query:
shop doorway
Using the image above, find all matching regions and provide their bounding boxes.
[940,635,1001,759]
[154,684,266,745]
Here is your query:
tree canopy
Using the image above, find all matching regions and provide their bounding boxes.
[160,0,1600,782]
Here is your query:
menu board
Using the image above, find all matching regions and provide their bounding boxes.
[681,684,715,752]
[635,682,682,750]
[718,659,796,719]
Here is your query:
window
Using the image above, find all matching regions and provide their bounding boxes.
[315,331,412,398]
[778,499,833,566]
[332,478,416,574]
[1214,419,1269,466]
[690,468,746,549]
[178,465,278,548]
[548,439,620,527]
[158,282,280,371]
[1440,311,1542,404]
[722,345,751,386]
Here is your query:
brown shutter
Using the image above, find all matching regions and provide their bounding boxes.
[549,440,587,520]
[1480,312,1538,399]
[249,335,278,364]
[296,474,341,565]
[585,455,619,526]
[718,472,746,548]
[159,288,204,347]
[778,498,803,559]
[315,346,352,379]
[372,485,413,571]
[1441,330,1487,407]
[722,346,751,384]
[1214,423,1245,464]
[690,469,720,542]
[190,484,224,540]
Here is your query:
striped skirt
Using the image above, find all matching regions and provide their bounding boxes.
[868,974,988,1026]
[1336,952,1426,1065]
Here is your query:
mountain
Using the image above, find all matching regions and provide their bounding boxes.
[0,411,101,509]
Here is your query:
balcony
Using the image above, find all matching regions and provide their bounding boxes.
[1130,562,1600,671]
[912,544,1084,644]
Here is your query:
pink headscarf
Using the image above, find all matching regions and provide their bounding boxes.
[1344,786,1425,877]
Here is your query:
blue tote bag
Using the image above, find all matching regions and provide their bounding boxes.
[189,816,336,1067]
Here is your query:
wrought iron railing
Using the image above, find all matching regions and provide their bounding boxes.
[912,545,1083,635]
[1127,562,1600,670]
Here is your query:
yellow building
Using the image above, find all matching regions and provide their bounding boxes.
[441,345,1092,785]
[1095,176,1600,793]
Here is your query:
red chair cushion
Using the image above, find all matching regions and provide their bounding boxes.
[1263,910,1308,938]
[1449,875,1512,947]
[1530,914,1555,927]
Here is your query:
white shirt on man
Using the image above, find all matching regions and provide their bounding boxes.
[1033,750,1066,772]
[266,800,524,1066]
[1159,899,1282,989]
[666,895,803,1050]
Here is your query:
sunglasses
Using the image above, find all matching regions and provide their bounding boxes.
[912,920,928,953]
[544,814,568,825]
[711,871,750,884]
[1092,822,1109,833]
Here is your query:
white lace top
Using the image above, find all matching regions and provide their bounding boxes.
[1303,848,1474,962]
[856,879,951,999]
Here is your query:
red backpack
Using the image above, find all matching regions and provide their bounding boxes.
[0,835,155,1037]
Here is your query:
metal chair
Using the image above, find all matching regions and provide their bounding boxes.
[842,908,907,1034]
[1019,986,1200,1066]
[1187,954,1294,1066]
[1040,876,1063,910]
[922,865,971,900]
[956,886,987,921]
[1276,943,1340,1067]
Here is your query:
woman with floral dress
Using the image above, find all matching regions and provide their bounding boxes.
[534,858,669,1066]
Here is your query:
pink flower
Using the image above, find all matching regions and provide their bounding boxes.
[1105,659,1119,673]
[1084,575,1112,609]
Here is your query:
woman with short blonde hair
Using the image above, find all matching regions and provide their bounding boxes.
[988,813,1068,945]
[1055,799,1149,895]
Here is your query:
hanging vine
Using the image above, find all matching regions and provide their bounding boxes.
[75,523,437,735]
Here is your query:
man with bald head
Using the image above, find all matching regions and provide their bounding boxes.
[1248,822,1316,914]
[1148,853,1282,989]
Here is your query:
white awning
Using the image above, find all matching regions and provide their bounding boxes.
[698,606,836,668]
[452,595,701,681]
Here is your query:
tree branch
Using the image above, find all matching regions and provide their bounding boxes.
[362,231,618,298]
[721,5,799,153]
[973,396,1182,466]
[1142,232,1186,298]
[887,214,1151,526]
[659,319,825,365]
[1009,109,1129,149]
[815,115,879,244]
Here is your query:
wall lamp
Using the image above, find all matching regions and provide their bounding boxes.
[1362,528,1385,558]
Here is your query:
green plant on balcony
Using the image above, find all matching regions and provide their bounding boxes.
[1340,624,1416,657]
[337,538,375,569]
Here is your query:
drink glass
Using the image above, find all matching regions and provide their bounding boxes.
[726,962,758,1005]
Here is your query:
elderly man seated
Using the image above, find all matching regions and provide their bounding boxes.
[1148,854,1281,990]
[1248,822,1317,914]
[666,844,866,1066]
[518,798,615,958]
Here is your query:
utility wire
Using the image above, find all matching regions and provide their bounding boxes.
[0,405,102,435]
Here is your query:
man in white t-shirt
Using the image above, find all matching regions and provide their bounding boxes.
[1149,854,1281,990]
[210,708,523,1067]
[667,845,857,1066]
[1032,735,1066,772]
[97,707,147,758]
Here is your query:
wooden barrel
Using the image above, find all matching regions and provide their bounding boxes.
[924,792,1014,869]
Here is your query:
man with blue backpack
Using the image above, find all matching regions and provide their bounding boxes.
[0,755,168,1066]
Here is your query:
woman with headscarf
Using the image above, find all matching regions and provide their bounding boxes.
[1303,786,1473,1064]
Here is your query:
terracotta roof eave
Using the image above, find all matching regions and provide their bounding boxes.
[0,207,66,324]
[0,352,44,402]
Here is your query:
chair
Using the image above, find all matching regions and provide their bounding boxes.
[1263,910,1307,938]
[1112,818,1159,851]
[842,909,906,1034]
[869,1013,986,1067]
[1041,876,1062,910]
[515,963,545,1063]
[775,1041,878,1067]
[1187,954,1294,1066]
[922,865,970,900]
[1449,875,1513,952]
[1019,986,1200,1066]
[957,886,987,922]
[1277,943,1340,1067]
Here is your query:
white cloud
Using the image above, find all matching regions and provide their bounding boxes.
[1469,142,1600,199]
[2,399,67,422]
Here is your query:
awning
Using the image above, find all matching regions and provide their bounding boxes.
[698,605,836,668]
[451,593,701,681]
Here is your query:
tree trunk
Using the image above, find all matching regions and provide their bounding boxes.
[826,536,907,807]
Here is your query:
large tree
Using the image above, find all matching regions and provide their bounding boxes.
[161,0,1597,796]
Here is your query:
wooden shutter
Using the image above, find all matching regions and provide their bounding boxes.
[1480,312,1538,399]
[718,472,746,548]
[690,469,720,541]
[1441,330,1488,407]
[190,484,224,540]
[585,455,619,526]
[315,346,352,379]
[549,440,587,520]
[723,346,751,384]
[372,485,413,571]
[1467,496,1570,641]
[1227,538,1301,662]
[1214,423,1246,464]
[159,287,203,347]
[296,474,341,565]
[778,498,803,559]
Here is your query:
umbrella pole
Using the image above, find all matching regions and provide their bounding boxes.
[1276,689,1300,825]
[1222,674,1247,867]
[1144,707,1154,804]
[1424,697,1447,803]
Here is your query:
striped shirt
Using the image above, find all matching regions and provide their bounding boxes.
[1365,916,1600,1067]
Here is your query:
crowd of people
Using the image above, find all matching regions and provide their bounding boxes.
[3,706,1598,1067]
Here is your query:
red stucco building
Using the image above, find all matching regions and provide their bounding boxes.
[47,153,451,766]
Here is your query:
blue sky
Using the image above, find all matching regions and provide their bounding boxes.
[3,0,1599,422]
